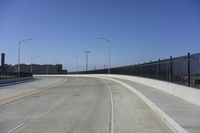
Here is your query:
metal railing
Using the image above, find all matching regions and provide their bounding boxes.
[77,52,200,89]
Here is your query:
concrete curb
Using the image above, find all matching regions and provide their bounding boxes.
[99,76,187,133]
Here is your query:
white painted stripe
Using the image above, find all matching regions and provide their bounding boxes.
[105,80,115,133]
[6,122,26,133]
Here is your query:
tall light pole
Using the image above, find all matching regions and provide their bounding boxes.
[97,37,111,74]
[18,38,34,77]
[31,56,39,73]
[72,56,79,74]
[84,51,91,72]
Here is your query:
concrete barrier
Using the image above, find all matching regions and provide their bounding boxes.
[0,77,35,87]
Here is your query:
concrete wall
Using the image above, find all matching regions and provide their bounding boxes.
[0,77,34,86]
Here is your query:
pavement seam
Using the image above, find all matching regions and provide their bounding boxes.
[6,121,26,133]
[0,78,67,107]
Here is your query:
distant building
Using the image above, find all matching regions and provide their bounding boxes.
[0,53,67,74]
[11,64,67,74]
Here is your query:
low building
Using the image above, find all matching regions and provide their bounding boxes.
[11,64,67,74]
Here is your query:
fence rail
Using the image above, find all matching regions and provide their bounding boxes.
[77,52,200,89]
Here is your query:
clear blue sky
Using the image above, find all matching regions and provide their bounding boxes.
[0,0,200,71]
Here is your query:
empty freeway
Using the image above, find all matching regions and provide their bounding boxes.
[1,75,200,133]
[0,76,174,133]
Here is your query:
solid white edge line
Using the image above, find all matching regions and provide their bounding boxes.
[6,122,26,133]
[105,80,115,133]
[102,77,187,133]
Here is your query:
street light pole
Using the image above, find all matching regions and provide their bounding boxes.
[97,37,111,74]
[84,51,91,72]
[31,56,39,73]
[108,44,110,74]
[72,56,79,74]
[18,38,34,77]
[18,42,20,77]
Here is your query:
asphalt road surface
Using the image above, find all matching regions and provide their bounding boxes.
[0,77,173,133]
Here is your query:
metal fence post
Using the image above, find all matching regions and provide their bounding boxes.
[170,56,173,82]
[158,59,161,80]
[144,62,146,77]
[188,53,191,87]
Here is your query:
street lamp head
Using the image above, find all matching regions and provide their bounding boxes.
[27,38,34,41]
[84,51,91,53]
[19,38,34,43]
[97,37,110,43]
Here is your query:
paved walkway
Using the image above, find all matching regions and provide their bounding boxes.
[113,78,200,133]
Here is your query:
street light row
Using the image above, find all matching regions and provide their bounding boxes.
[18,37,111,76]
[72,37,111,74]
[18,38,54,76]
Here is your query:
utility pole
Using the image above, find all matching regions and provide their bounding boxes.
[72,56,79,74]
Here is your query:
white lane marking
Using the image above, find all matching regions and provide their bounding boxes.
[33,95,67,120]
[105,80,114,133]
[55,96,66,106]
[33,87,73,120]
[6,122,26,133]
